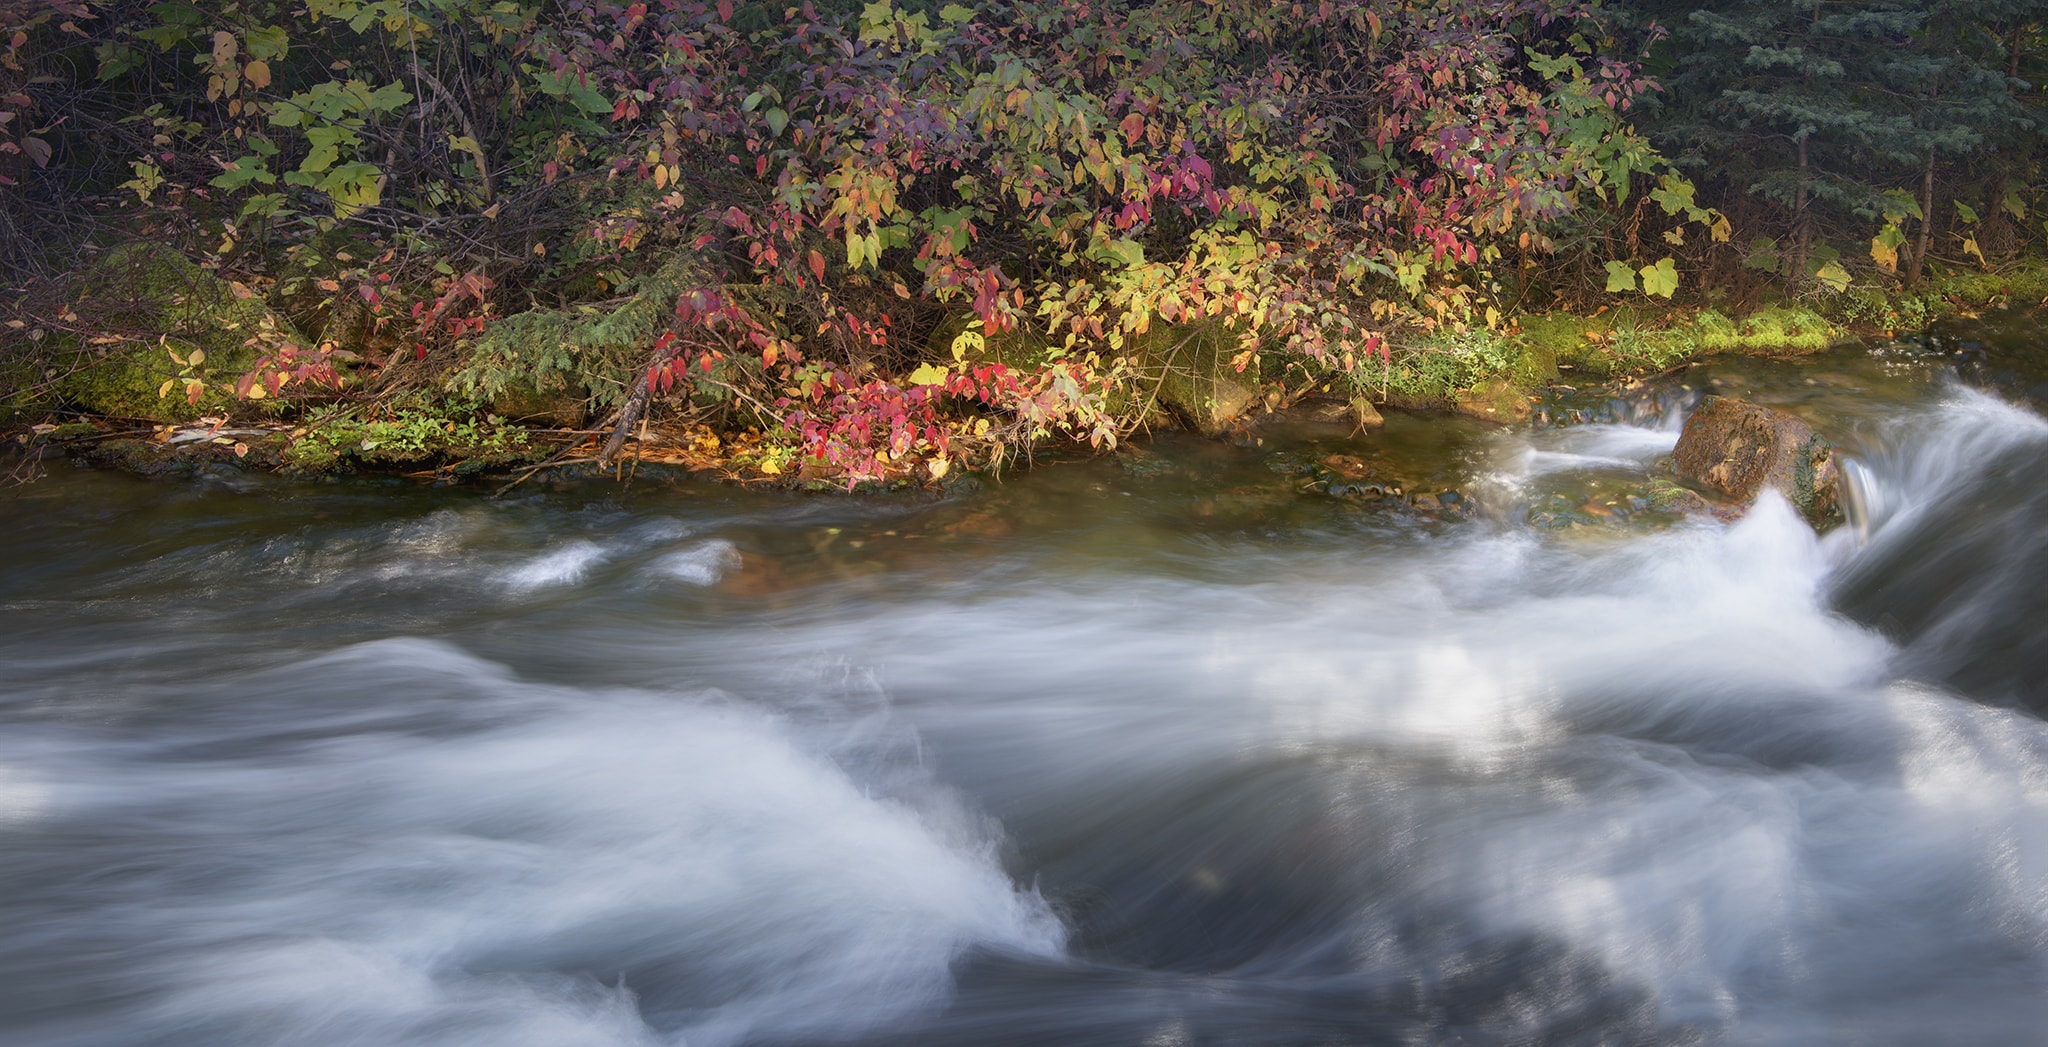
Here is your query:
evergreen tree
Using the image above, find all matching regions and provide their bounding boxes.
[1639,0,2048,286]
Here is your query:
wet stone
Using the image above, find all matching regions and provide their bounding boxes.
[1671,395,1841,527]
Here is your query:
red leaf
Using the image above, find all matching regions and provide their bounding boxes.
[1120,112,1144,147]
[808,249,826,283]
[717,0,733,21]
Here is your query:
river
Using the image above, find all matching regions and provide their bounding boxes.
[3,341,2047,1045]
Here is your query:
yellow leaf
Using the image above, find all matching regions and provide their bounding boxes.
[1963,236,1987,268]
[158,379,176,398]
[245,382,266,399]
[244,59,271,89]
[653,163,669,189]
[759,458,782,475]
[928,456,951,479]
[906,362,950,385]
[189,347,205,366]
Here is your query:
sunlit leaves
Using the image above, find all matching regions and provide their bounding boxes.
[1640,258,1679,299]
[1604,260,1637,293]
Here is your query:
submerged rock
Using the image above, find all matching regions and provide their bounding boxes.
[1452,379,1534,424]
[1671,395,1840,526]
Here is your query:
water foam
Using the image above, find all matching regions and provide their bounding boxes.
[4,640,1061,1046]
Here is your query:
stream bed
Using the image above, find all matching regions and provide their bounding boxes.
[4,341,2048,1045]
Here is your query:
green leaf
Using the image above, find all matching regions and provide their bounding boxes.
[939,3,975,23]
[1648,174,1697,216]
[1813,260,1851,293]
[363,81,413,114]
[1639,258,1678,298]
[1871,222,1906,272]
[1742,238,1781,273]
[1954,200,1980,225]
[244,24,290,62]
[209,155,276,190]
[1603,259,1637,293]
[1879,189,1923,224]
[1088,237,1145,268]
[764,107,787,137]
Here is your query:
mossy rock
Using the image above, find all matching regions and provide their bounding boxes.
[61,243,310,423]
[1452,378,1534,424]
[490,378,589,428]
[1127,320,1261,436]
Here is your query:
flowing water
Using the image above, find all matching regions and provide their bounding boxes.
[5,341,2048,1046]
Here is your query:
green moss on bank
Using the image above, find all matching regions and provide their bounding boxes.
[282,395,536,473]
[1833,258,2048,333]
[57,243,312,423]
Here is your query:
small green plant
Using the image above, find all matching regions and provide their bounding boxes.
[285,395,527,470]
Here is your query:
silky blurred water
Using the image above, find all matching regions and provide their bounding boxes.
[5,348,2048,1046]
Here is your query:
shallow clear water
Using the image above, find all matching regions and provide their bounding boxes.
[5,349,2048,1046]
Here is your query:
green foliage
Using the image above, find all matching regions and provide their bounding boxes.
[451,257,706,413]
[284,395,528,470]
[1358,326,1521,405]
[15,0,2048,476]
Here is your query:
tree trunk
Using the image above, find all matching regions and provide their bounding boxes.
[1788,137,1811,291]
[1905,154,1935,287]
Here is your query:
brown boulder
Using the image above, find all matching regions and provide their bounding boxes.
[1672,396,1840,526]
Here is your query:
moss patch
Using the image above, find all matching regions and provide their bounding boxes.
[59,243,311,423]
[282,395,536,473]
[1831,258,2048,333]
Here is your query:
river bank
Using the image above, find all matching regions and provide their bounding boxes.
[9,260,2044,497]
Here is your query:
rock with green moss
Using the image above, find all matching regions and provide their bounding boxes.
[61,243,310,423]
[1672,395,1840,527]
[1129,320,1260,436]
[1452,378,1533,424]
[490,379,589,429]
